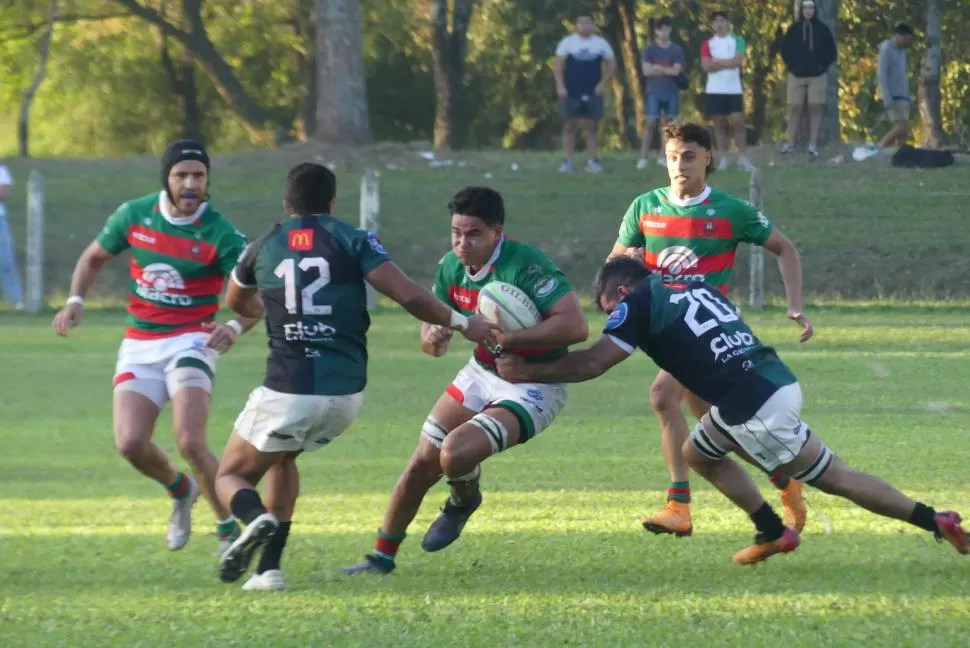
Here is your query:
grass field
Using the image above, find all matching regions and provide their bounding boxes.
[2,306,969,647]
[1,144,969,305]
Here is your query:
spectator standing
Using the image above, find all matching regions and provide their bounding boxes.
[780,0,837,157]
[554,15,617,174]
[700,11,754,171]
[877,23,914,149]
[0,162,24,310]
[638,16,686,170]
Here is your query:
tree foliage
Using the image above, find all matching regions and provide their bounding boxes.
[0,0,968,155]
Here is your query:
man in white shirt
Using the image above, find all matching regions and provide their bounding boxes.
[553,15,617,174]
[0,164,24,309]
[700,12,754,171]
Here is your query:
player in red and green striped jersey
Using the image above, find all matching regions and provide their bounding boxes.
[51,140,258,555]
[607,121,814,539]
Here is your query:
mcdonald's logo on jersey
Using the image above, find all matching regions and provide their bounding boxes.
[288,228,314,251]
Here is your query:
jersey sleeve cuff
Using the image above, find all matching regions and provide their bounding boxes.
[605,334,635,355]
[230,268,256,288]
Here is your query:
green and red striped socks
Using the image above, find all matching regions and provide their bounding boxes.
[166,472,190,499]
[373,530,406,563]
[768,470,791,490]
[668,481,691,504]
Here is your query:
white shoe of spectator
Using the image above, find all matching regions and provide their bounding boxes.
[656,156,667,168]
[852,144,880,162]
[717,157,732,171]
[780,143,795,154]
[807,145,819,158]
[636,157,648,170]
[558,160,574,173]
[737,157,757,172]
[585,159,604,174]
[14,303,24,311]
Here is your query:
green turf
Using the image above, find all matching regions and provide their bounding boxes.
[1,307,968,646]
[1,145,968,306]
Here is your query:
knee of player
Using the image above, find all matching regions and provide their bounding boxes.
[175,431,209,461]
[650,383,682,412]
[115,435,147,461]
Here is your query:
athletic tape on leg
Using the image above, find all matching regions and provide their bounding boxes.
[794,439,834,484]
[421,416,448,449]
[690,421,728,461]
[447,464,480,484]
[469,413,509,454]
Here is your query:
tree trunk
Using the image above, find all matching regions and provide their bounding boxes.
[616,0,644,145]
[918,0,945,147]
[431,0,474,150]
[792,0,840,146]
[114,0,280,145]
[19,0,57,158]
[750,25,785,144]
[292,0,317,141]
[602,1,637,148]
[158,29,203,141]
[315,0,372,144]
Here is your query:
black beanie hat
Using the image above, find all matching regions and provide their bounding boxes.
[161,139,210,198]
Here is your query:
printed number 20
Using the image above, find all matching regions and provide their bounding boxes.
[273,257,332,315]
[668,287,738,336]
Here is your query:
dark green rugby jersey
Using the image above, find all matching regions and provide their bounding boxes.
[232,214,389,395]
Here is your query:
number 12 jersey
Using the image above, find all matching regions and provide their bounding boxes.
[232,215,390,396]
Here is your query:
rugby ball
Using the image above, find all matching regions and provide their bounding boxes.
[477,281,541,331]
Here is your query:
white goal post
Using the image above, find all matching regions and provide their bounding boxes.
[359,168,380,310]
[25,169,44,314]
[747,168,765,311]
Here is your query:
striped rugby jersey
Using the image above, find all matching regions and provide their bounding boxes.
[616,185,773,295]
[97,192,247,339]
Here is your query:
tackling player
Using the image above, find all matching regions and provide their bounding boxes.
[345,186,589,574]
[51,140,257,554]
[608,121,813,537]
[497,257,969,564]
[213,164,497,589]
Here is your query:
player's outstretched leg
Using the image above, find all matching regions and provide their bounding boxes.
[345,435,447,575]
[421,405,525,552]
[215,433,284,584]
[797,438,969,555]
[642,371,694,537]
[243,458,298,591]
[683,436,800,565]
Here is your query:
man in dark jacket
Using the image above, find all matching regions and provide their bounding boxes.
[780,0,837,156]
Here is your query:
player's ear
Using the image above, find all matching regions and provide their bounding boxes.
[329,199,336,214]
[282,199,290,215]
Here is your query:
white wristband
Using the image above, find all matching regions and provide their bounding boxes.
[449,310,469,332]
[66,296,84,306]
[226,320,243,335]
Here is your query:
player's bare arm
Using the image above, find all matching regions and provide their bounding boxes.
[497,334,629,383]
[595,58,618,95]
[51,241,115,336]
[761,228,814,342]
[607,242,644,261]
[225,280,264,319]
[553,55,568,99]
[497,292,588,349]
[366,261,499,346]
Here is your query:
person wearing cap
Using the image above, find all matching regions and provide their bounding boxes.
[637,16,686,170]
[780,0,837,157]
[51,139,255,555]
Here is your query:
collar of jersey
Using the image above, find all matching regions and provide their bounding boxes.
[158,192,208,226]
[666,185,711,208]
[465,235,505,282]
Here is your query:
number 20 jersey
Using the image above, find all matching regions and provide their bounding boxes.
[231,215,390,396]
[604,274,796,424]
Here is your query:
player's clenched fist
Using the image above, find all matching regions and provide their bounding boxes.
[51,303,84,337]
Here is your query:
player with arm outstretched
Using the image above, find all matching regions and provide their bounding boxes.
[50,140,258,555]
[498,257,968,565]
[345,186,588,575]
[607,120,812,539]
[214,165,496,589]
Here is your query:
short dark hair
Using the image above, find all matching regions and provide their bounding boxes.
[894,23,914,36]
[662,121,716,174]
[711,10,729,21]
[285,163,336,216]
[448,186,505,227]
[594,257,652,312]
[656,16,672,28]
